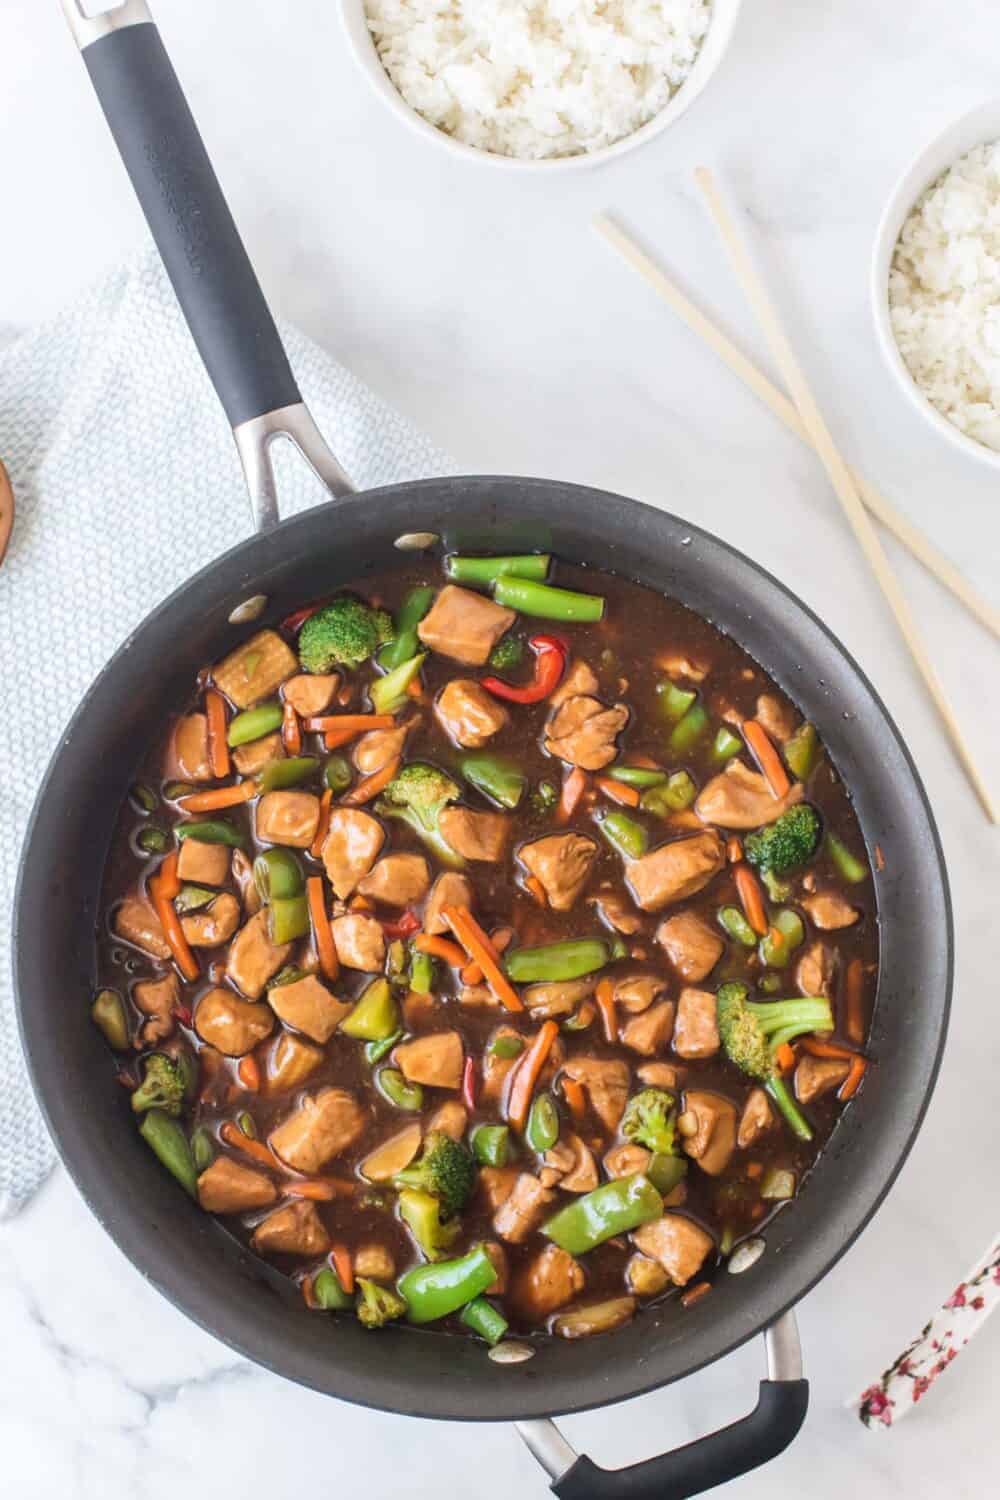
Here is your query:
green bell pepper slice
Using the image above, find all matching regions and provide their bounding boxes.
[397,1244,497,1324]
[542,1174,663,1255]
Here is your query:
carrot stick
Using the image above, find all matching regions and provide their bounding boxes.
[237,1055,260,1091]
[622,753,661,770]
[839,1054,868,1101]
[524,874,548,906]
[726,836,743,864]
[595,977,618,1043]
[681,1281,712,1309]
[561,1075,587,1122]
[150,852,199,982]
[506,1020,559,1131]
[310,789,333,859]
[774,1041,796,1075]
[844,957,865,1046]
[155,848,182,901]
[307,875,339,982]
[799,1036,859,1061]
[220,1120,281,1170]
[341,755,400,806]
[460,960,483,985]
[324,727,364,751]
[205,689,231,779]
[282,700,302,755]
[442,906,524,1013]
[415,933,467,966]
[330,1243,354,1295]
[283,1178,355,1201]
[743,720,792,799]
[556,766,588,823]
[179,781,258,813]
[304,714,395,733]
[734,863,768,936]
[594,775,640,808]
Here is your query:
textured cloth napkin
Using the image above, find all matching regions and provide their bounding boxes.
[0,251,452,1219]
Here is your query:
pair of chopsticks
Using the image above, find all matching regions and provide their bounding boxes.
[594,173,999,823]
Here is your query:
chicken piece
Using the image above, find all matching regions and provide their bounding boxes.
[796,941,836,999]
[672,988,720,1059]
[353,723,411,775]
[115,892,170,960]
[479,1166,520,1214]
[232,731,284,778]
[493,1173,556,1244]
[358,853,430,907]
[354,1244,395,1281]
[484,1240,509,1296]
[269,1087,367,1173]
[795,1054,850,1103]
[482,1027,521,1104]
[622,1000,675,1056]
[322,808,385,900]
[561,1057,629,1133]
[251,1200,330,1258]
[416,584,517,666]
[681,1090,737,1176]
[656,911,724,982]
[133,971,179,1047]
[511,1245,585,1321]
[589,887,642,935]
[604,1143,651,1179]
[422,871,474,935]
[283,672,339,718]
[543,1133,598,1192]
[439,807,510,862]
[544,695,629,771]
[737,1088,775,1149]
[519,833,597,912]
[177,839,230,886]
[331,912,386,972]
[231,848,262,916]
[164,713,213,783]
[264,1032,325,1094]
[632,1214,714,1286]
[459,985,501,1009]
[268,973,351,1043]
[435,678,510,748]
[614,975,667,1014]
[694,760,803,830]
[255,791,321,850]
[181,892,241,948]
[626,1252,671,1298]
[213,629,298,709]
[226,911,293,999]
[428,1100,467,1140]
[197,1156,277,1214]
[802,892,860,931]
[195,987,274,1056]
[755,695,797,744]
[637,1062,679,1089]
[523,977,595,1019]
[394,1031,464,1089]
[549,658,600,708]
[626,833,725,913]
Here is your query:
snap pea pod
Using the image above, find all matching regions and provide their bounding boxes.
[324,755,353,793]
[718,906,758,947]
[608,765,667,789]
[269,893,310,944]
[175,819,244,847]
[313,1267,355,1310]
[783,722,819,781]
[397,1243,497,1324]
[759,908,805,968]
[191,1127,215,1174]
[526,1091,559,1152]
[91,988,129,1051]
[640,771,696,816]
[365,1029,403,1066]
[492,576,605,623]
[505,938,610,984]
[598,810,649,861]
[377,1068,423,1111]
[409,950,436,995]
[342,978,400,1041]
[446,555,550,586]
[542,1174,663,1255]
[227,701,283,747]
[139,1110,198,1198]
[457,752,527,810]
[254,847,304,902]
[378,586,435,670]
[370,652,427,715]
[460,1296,509,1345]
[471,1124,510,1167]
[668,703,709,755]
[825,832,868,884]
[259,756,319,793]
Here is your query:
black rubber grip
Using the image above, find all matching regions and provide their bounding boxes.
[553,1380,809,1500]
[82,22,300,428]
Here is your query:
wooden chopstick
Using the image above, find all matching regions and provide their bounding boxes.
[688,167,996,824]
[592,213,1000,647]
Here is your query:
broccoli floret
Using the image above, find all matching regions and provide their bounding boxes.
[744,805,821,876]
[356,1278,407,1329]
[298,596,393,673]
[489,635,524,672]
[621,1088,679,1156]
[130,1054,188,1117]
[716,981,834,1141]
[376,763,464,868]
[398,1188,463,1261]
[530,780,558,815]
[394,1131,476,1217]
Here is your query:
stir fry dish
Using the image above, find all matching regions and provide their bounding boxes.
[95,554,877,1347]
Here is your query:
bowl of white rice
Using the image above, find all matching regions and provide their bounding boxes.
[340,0,744,168]
[873,99,1000,464]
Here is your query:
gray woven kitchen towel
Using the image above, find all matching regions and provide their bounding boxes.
[0,251,453,1218]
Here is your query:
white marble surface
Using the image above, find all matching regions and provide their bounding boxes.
[2,0,1000,1495]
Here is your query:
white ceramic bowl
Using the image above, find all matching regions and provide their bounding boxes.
[340,0,744,171]
[872,97,1000,469]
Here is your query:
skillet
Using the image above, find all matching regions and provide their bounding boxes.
[14,5,952,1495]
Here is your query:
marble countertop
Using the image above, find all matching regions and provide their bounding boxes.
[2,0,999,1495]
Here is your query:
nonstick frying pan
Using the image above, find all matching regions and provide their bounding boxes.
[15,4,952,1496]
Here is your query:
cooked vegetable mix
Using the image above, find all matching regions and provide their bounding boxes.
[96,553,876,1344]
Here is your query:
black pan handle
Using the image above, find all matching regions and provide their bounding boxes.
[61,0,353,529]
[518,1313,808,1500]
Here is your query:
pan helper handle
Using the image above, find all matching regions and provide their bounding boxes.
[517,1311,808,1500]
[61,0,354,530]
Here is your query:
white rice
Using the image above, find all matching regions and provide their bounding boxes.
[889,140,1000,451]
[364,0,712,161]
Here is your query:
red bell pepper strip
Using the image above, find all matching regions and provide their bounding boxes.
[281,603,322,634]
[381,909,421,941]
[462,1056,477,1112]
[481,635,567,705]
